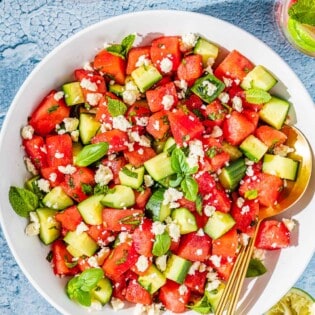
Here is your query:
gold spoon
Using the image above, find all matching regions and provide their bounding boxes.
[215,124,313,315]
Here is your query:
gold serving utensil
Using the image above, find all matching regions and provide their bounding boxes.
[215,124,313,315]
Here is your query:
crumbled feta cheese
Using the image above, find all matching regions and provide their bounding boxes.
[100,122,113,133]
[54,152,64,159]
[118,231,131,243]
[155,255,168,272]
[209,255,221,268]
[83,61,94,71]
[206,269,219,281]
[166,220,181,242]
[246,165,254,177]
[181,33,198,50]
[253,248,266,261]
[204,205,216,217]
[112,115,132,131]
[144,175,154,187]
[76,222,89,234]
[273,144,294,157]
[163,187,183,208]
[136,255,149,272]
[178,284,188,295]
[241,205,250,215]
[196,248,203,256]
[236,197,245,208]
[223,77,233,87]
[239,233,250,246]
[88,300,102,311]
[36,178,50,193]
[282,218,296,232]
[151,221,166,235]
[196,228,205,236]
[24,157,38,175]
[63,117,79,132]
[21,125,34,140]
[202,80,217,96]
[218,92,230,104]
[160,57,173,73]
[123,90,137,105]
[232,96,243,112]
[135,54,151,67]
[86,92,102,106]
[58,164,76,175]
[80,78,98,91]
[111,297,125,311]
[87,256,99,268]
[174,79,188,92]
[70,130,79,142]
[134,303,164,315]
[25,222,40,236]
[188,261,201,275]
[53,91,64,101]
[210,125,223,138]
[135,116,149,127]
[206,279,221,292]
[161,94,175,110]
[95,165,113,186]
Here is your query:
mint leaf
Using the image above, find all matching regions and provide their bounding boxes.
[152,232,171,256]
[288,0,315,26]
[246,258,267,278]
[106,34,136,58]
[107,97,127,117]
[245,88,271,104]
[181,176,198,202]
[75,142,109,167]
[9,186,39,217]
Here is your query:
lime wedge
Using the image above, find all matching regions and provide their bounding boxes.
[265,287,315,315]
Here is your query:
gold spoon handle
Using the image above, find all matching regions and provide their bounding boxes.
[216,223,260,315]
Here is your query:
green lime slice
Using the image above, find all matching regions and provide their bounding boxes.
[265,287,315,315]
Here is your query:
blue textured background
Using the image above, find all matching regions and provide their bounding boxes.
[0,1,314,314]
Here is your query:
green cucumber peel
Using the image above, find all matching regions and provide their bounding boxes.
[75,142,109,166]
[9,186,39,217]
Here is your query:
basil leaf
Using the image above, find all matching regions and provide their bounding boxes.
[169,173,183,188]
[75,142,109,167]
[171,147,189,173]
[79,268,104,291]
[288,0,315,26]
[195,194,203,215]
[9,186,39,217]
[107,97,127,117]
[246,258,267,278]
[152,232,171,256]
[181,176,198,202]
[245,88,271,104]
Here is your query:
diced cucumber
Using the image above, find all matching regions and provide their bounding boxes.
[62,81,85,106]
[36,208,61,245]
[193,37,219,66]
[109,83,124,97]
[146,188,171,222]
[262,154,299,181]
[204,211,236,240]
[164,254,192,284]
[191,74,225,103]
[144,152,175,181]
[101,185,135,209]
[66,244,85,258]
[91,277,113,305]
[219,158,246,191]
[171,207,198,234]
[259,96,290,130]
[221,141,243,161]
[138,264,166,294]
[42,186,74,210]
[163,137,176,153]
[24,175,40,192]
[240,65,278,91]
[119,164,144,189]
[207,283,225,311]
[77,194,104,225]
[131,64,162,93]
[240,135,268,162]
[64,231,99,257]
[79,113,101,144]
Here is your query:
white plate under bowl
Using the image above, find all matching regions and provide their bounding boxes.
[0,10,314,315]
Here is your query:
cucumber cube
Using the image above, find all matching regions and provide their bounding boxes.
[101,185,135,209]
[36,208,60,245]
[131,64,162,93]
[64,231,98,257]
[77,194,104,225]
[42,186,74,210]
[241,65,277,91]
[119,164,145,189]
[62,81,85,106]
[138,264,166,294]
[204,211,236,240]
[240,135,268,162]
[262,154,299,181]
[79,113,101,144]
[144,152,175,181]
[171,207,198,234]
[259,96,290,130]
[193,37,219,66]
[91,277,113,305]
[164,254,192,284]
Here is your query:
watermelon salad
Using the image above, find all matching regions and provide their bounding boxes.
[9,33,300,314]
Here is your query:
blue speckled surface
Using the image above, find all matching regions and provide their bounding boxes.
[0,0,314,314]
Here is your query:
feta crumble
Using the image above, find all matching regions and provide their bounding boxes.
[161,94,175,110]
[163,187,183,208]
[36,178,50,193]
[202,80,217,96]
[160,57,173,73]
[112,115,132,131]
[94,164,113,186]
[54,91,64,101]
[58,164,76,175]
[155,255,168,272]
[21,125,34,140]
[80,78,98,91]
[181,33,198,50]
[136,255,149,272]
[86,92,102,106]
[111,297,125,311]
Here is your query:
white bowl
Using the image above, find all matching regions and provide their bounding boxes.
[0,10,314,315]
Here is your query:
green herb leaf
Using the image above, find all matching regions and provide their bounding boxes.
[244,189,258,200]
[106,34,136,58]
[288,0,315,26]
[246,258,267,278]
[107,97,127,117]
[82,183,93,195]
[171,147,189,174]
[66,268,104,307]
[189,292,214,314]
[181,176,198,202]
[245,88,271,104]
[9,186,39,217]
[121,167,138,179]
[75,142,109,167]
[195,194,203,215]
[169,173,184,188]
[152,232,171,256]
